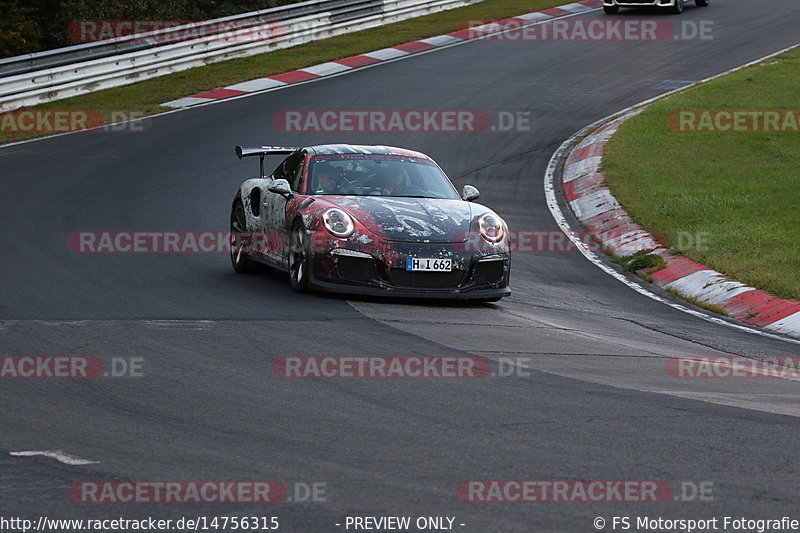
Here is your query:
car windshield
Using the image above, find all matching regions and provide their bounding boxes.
[306,154,460,199]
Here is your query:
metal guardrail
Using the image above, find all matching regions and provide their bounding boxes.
[0,0,481,112]
[0,0,379,77]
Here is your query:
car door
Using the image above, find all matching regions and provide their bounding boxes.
[261,150,306,266]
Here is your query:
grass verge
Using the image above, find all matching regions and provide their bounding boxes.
[1,0,567,144]
[603,46,800,301]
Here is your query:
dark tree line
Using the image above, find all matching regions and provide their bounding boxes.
[0,0,300,58]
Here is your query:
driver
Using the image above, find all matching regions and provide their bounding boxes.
[378,164,408,195]
[314,164,341,194]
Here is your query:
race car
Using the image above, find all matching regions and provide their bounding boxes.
[229,144,511,301]
[603,0,709,14]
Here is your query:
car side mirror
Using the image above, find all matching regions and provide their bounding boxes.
[268,178,293,199]
[462,185,480,202]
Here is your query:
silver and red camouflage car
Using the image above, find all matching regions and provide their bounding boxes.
[229,144,510,301]
[603,0,709,14]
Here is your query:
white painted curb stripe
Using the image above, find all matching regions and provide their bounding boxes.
[610,229,660,255]
[10,450,99,466]
[419,35,463,46]
[516,12,554,21]
[767,312,800,336]
[301,61,352,76]
[559,2,596,12]
[161,96,215,108]
[363,47,410,60]
[226,77,287,92]
[569,188,620,221]
[665,270,754,306]
[563,155,603,182]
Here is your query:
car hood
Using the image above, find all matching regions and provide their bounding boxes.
[330,196,473,243]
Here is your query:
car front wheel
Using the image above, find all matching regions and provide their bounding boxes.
[695,0,709,6]
[671,0,684,13]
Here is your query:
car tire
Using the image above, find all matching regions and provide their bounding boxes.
[671,0,684,13]
[289,221,311,292]
[603,4,619,14]
[695,0,709,5]
[230,199,256,273]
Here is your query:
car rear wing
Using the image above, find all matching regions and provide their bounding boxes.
[235,145,299,178]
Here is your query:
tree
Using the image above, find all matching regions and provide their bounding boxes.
[0,0,42,58]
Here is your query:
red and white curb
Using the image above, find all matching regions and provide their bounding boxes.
[561,110,800,340]
[162,0,602,108]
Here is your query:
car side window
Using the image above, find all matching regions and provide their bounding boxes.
[276,151,304,192]
[272,157,287,181]
[290,155,306,192]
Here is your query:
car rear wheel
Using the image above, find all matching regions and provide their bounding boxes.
[695,0,709,6]
[289,222,310,292]
[230,199,256,273]
[603,4,619,14]
[671,0,684,13]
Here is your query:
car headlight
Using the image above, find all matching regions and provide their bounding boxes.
[323,208,355,238]
[478,213,505,243]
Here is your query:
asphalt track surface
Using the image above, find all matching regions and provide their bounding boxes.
[2,1,800,531]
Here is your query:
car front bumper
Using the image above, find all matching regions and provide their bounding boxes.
[307,232,511,300]
[605,0,678,6]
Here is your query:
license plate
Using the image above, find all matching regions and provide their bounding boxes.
[405,257,452,272]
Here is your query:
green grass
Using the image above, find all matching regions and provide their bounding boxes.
[603,46,800,301]
[0,0,564,144]
[621,251,665,272]
[609,249,666,273]
[607,249,665,284]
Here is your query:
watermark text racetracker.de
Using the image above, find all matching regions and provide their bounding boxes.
[0,356,143,378]
[68,231,233,253]
[274,356,545,379]
[69,480,326,503]
[669,110,800,133]
[273,110,532,133]
[459,228,711,254]
[275,356,489,379]
[460,18,714,41]
[67,19,286,44]
[272,354,581,378]
[456,480,712,502]
[667,356,800,379]
[0,110,147,134]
